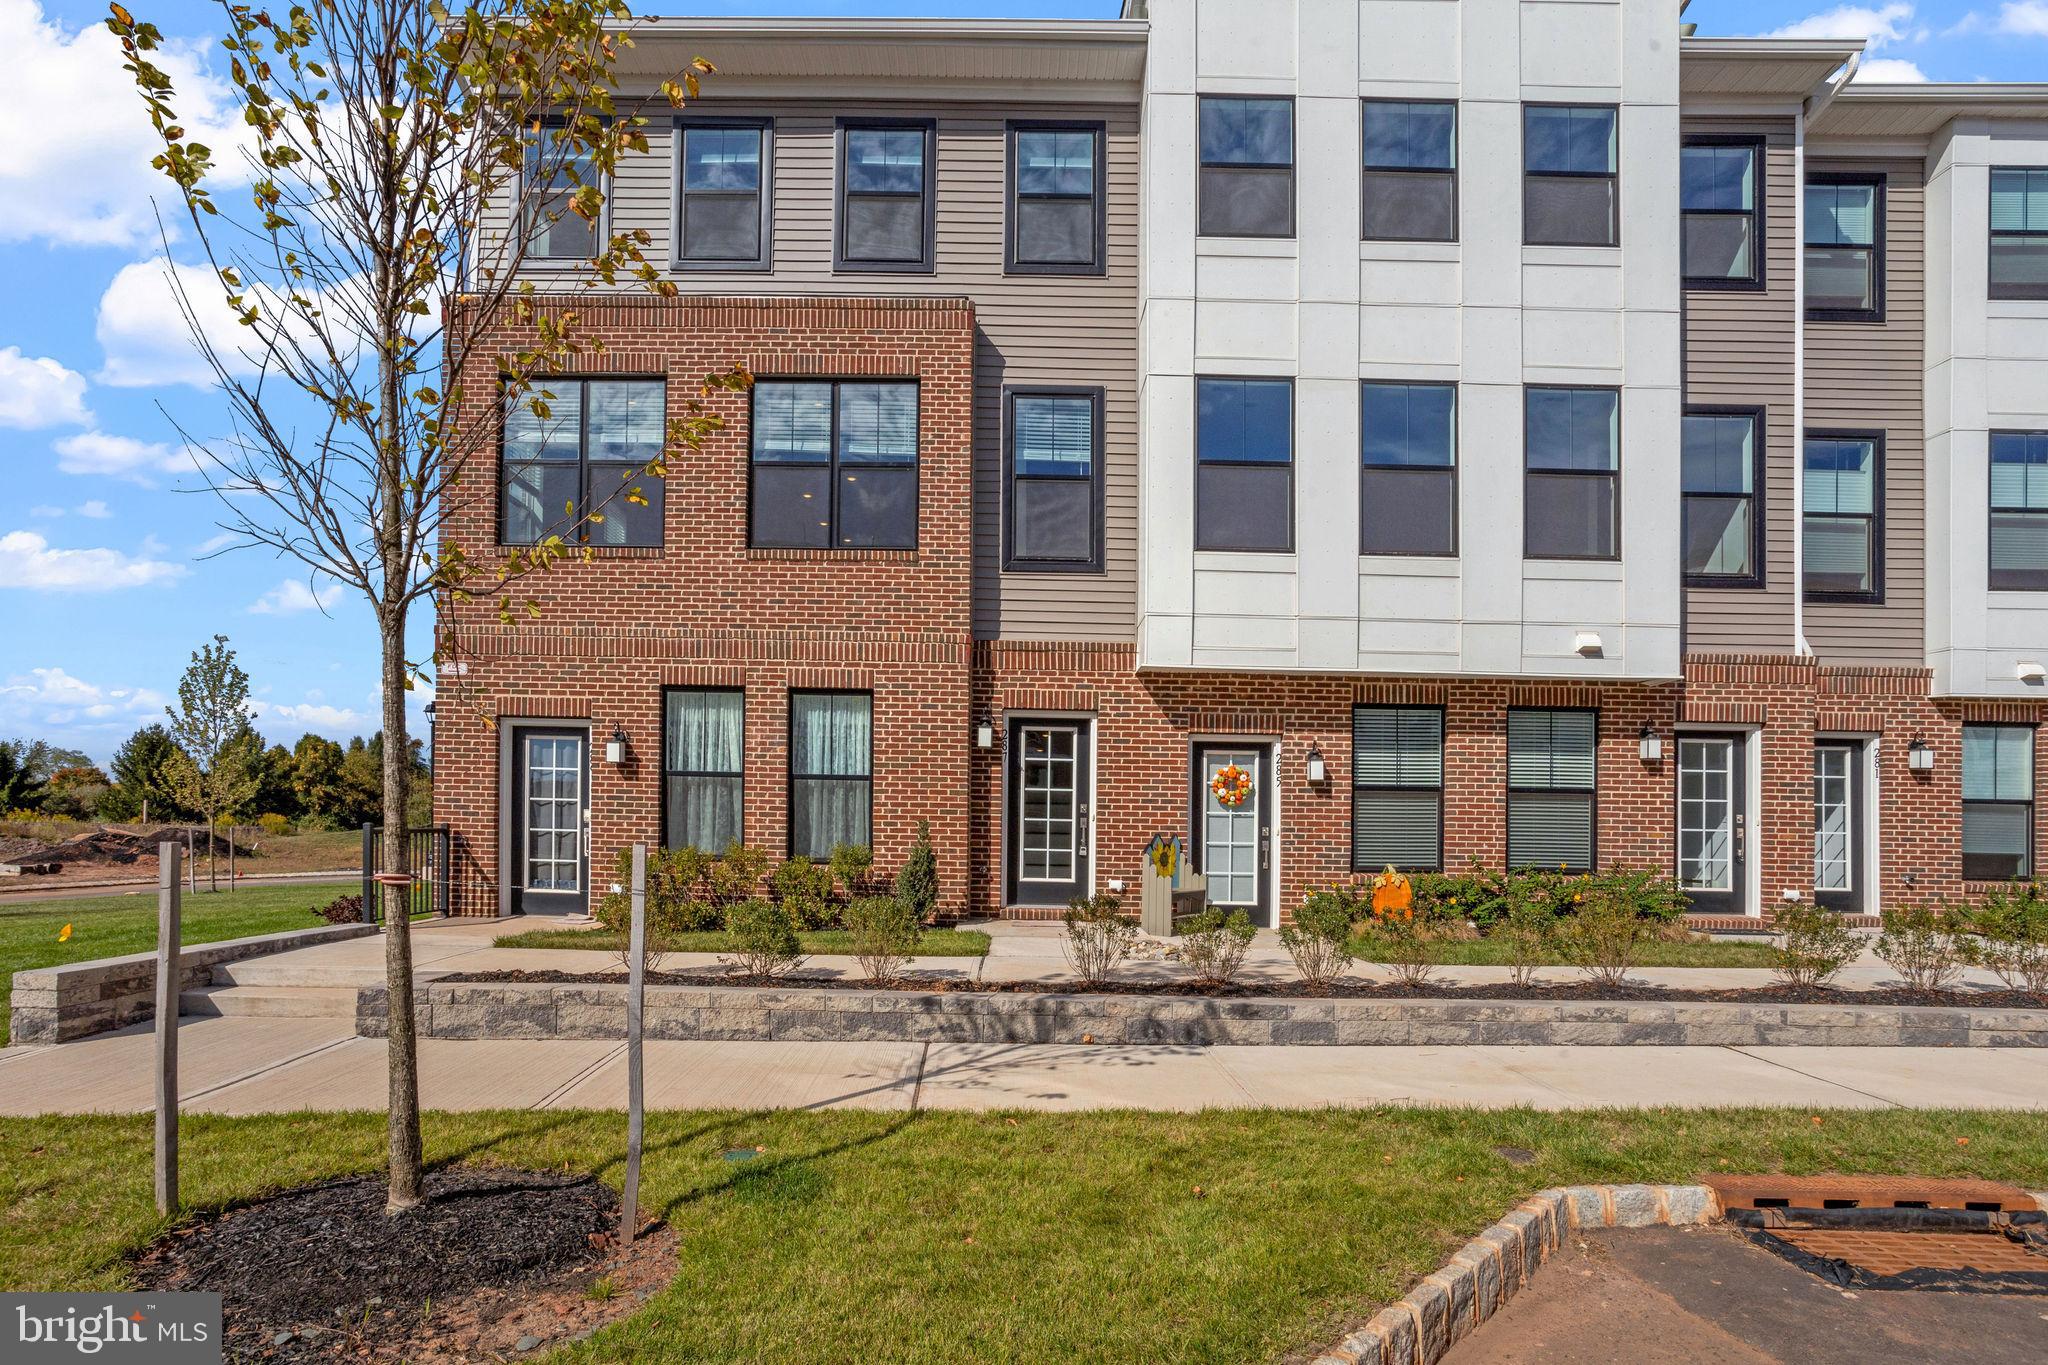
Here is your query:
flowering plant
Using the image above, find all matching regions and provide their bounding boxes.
[1209,763,1252,808]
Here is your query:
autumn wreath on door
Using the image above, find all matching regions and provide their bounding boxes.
[1209,762,1252,808]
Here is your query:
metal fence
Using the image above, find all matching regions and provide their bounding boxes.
[360,823,452,922]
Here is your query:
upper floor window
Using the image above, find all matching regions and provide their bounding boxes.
[664,688,744,853]
[1524,387,1619,560]
[1362,100,1456,242]
[1991,431,2048,591]
[1507,708,1597,873]
[1352,706,1444,873]
[1805,175,1884,320]
[1990,167,2048,300]
[789,691,872,860]
[1963,724,2034,881]
[1682,140,1761,286]
[1198,97,1293,238]
[676,120,770,269]
[1523,105,1617,247]
[1005,388,1103,572]
[1803,431,1882,601]
[1008,123,1104,273]
[523,123,601,260]
[501,379,664,547]
[1360,381,1456,555]
[1195,377,1293,552]
[750,380,918,550]
[1681,409,1763,586]
[837,121,935,272]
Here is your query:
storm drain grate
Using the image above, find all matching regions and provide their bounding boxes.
[1707,1175,2042,1214]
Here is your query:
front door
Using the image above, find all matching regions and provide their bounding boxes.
[1677,734,1747,915]
[1813,741,1865,912]
[1008,719,1092,907]
[1194,744,1274,928]
[512,727,588,915]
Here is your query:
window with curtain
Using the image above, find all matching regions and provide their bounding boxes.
[750,380,918,549]
[522,123,599,260]
[1009,123,1103,272]
[1963,725,2034,880]
[1361,381,1456,555]
[1507,709,1597,872]
[501,378,665,546]
[1005,389,1102,570]
[664,689,744,853]
[1803,432,1881,599]
[1196,377,1293,551]
[1990,167,2048,300]
[1352,707,1444,871]
[1805,176,1883,317]
[1682,141,1760,285]
[1363,100,1456,242]
[1991,431,2048,590]
[789,692,872,859]
[1198,97,1293,238]
[1523,105,1618,247]
[677,122,768,267]
[1681,410,1762,583]
[838,122,934,270]
[1525,387,1619,560]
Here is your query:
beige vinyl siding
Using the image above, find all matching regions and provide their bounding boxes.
[1682,120,1797,655]
[1804,157,1926,666]
[523,99,1140,644]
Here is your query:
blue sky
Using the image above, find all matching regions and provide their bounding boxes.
[0,0,2040,764]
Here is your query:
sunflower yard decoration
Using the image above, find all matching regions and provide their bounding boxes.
[1209,763,1253,808]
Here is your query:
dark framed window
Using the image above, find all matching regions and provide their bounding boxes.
[500,378,664,546]
[788,691,871,860]
[1805,174,1884,320]
[1682,138,1762,287]
[663,688,743,853]
[1004,387,1103,572]
[1352,706,1444,872]
[675,119,770,269]
[1507,708,1597,873]
[749,380,918,550]
[1008,122,1105,274]
[836,119,935,272]
[1803,430,1883,601]
[1525,386,1619,560]
[1963,724,2034,881]
[1361,381,1456,555]
[1198,97,1293,238]
[1990,167,2048,300]
[1363,100,1456,242]
[522,121,602,261]
[1195,377,1293,552]
[1682,407,1764,586]
[1523,105,1617,247]
[1991,431,2048,590]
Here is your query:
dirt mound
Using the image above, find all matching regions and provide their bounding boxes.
[0,824,250,870]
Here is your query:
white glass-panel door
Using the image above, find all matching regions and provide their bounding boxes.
[1018,725,1079,886]
[1200,747,1265,916]
[1813,742,1863,910]
[1677,734,1745,915]
[525,734,583,892]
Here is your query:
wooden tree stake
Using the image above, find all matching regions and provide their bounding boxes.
[156,841,183,1215]
[621,842,647,1244]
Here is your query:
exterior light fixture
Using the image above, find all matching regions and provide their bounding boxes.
[975,720,995,750]
[1638,725,1662,763]
[1573,631,1603,657]
[1907,737,1934,772]
[1305,743,1327,785]
[605,723,628,765]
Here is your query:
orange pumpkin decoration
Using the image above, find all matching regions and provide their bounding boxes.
[1369,866,1413,918]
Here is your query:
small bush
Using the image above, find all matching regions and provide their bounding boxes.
[1280,890,1355,992]
[1179,907,1257,987]
[1062,890,1137,987]
[845,895,920,985]
[295,812,345,833]
[771,856,838,931]
[895,820,940,925]
[596,846,719,943]
[1771,898,1862,988]
[707,841,772,909]
[311,892,364,924]
[1550,883,1649,987]
[829,842,876,899]
[1495,877,1560,987]
[1875,901,1976,993]
[1413,861,1509,930]
[1970,881,2048,997]
[256,812,293,837]
[722,897,804,982]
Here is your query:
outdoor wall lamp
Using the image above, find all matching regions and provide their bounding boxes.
[1907,737,1934,772]
[1305,743,1328,785]
[974,720,995,749]
[604,723,628,765]
[1638,725,1662,763]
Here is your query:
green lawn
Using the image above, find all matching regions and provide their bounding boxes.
[1352,932,1783,969]
[0,884,358,1045]
[495,927,994,957]
[2,1108,2041,1361]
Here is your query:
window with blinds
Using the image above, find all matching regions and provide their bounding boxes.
[1507,708,1597,872]
[1805,175,1883,318]
[1351,707,1444,872]
[837,121,935,271]
[501,378,666,547]
[1009,123,1104,272]
[1963,725,2034,881]
[1803,432,1882,600]
[1991,431,2048,590]
[1990,167,2048,301]
[1005,389,1102,570]
[677,122,769,268]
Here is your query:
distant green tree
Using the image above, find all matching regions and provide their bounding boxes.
[43,765,114,820]
[0,741,49,811]
[338,738,383,826]
[248,739,300,819]
[24,743,94,779]
[105,723,186,821]
[164,635,261,889]
[289,734,348,818]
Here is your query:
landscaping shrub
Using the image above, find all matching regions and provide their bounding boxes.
[1412,861,1508,930]
[1279,890,1356,992]
[844,895,920,985]
[1875,901,1977,993]
[771,856,838,931]
[1062,890,1137,987]
[1549,879,1650,987]
[829,842,876,898]
[1770,898,1862,989]
[1969,881,2048,997]
[1495,873,1563,987]
[707,841,772,909]
[895,819,940,925]
[256,812,293,836]
[312,892,364,924]
[722,897,804,982]
[596,846,719,940]
[1179,907,1257,987]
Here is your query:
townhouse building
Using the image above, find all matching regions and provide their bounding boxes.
[432,1,2048,928]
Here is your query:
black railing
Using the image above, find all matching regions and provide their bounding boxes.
[360,823,452,922]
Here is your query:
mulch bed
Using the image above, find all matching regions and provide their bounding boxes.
[134,1165,676,1362]
[435,968,2048,1010]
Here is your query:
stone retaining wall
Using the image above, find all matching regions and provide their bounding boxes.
[355,980,2048,1047]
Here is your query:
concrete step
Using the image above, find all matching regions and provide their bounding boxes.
[211,961,396,988]
[180,985,359,1019]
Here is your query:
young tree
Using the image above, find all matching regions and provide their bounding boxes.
[107,723,185,821]
[165,635,261,890]
[108,0,745,1211]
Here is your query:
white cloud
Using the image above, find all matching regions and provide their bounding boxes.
[0,346,91,429]
[1,529,185,591]
[1855,57,1931,80]
[76,500,111,519]
[1997,1,2048,34]
[0,0,250,249]
[249,577,345,615]
[1765,3,1917,45]
[0,666,167,737]
[50,429,193,484]
[95,257,253,389]
[253,699,367,732]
